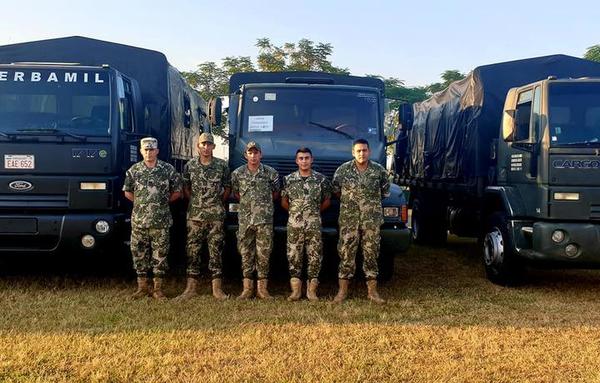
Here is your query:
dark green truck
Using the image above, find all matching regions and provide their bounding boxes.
[222,71,411,279]
[396,55,600,284]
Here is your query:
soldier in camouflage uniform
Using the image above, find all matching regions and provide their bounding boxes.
[176,132,231,301]
[123,137,182,300]
[332,138,389,304]
[281,147,331,302]
[231,141,280,299]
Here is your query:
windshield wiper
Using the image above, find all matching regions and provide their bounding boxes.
[16,128,87,142]
[309,121,354,140]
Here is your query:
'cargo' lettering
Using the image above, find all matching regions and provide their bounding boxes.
[552,159,600,169]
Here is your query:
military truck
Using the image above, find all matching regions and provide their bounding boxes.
[396,54,600,284]
[221,71,411,279]
[0,36,209,253]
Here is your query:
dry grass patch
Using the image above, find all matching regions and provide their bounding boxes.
[2,325,600,382]
[2,237,600,381]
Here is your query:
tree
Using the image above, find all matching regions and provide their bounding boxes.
[222,56,255,75]
[584,45,600,62]
[256,38,349,74]
[440,70,466,87]
[183,38,348,101]
[182,61,228,100]
[366,75,429,106]
[181,56,255,101]
[425,69,466,95]
[255,38,287,72]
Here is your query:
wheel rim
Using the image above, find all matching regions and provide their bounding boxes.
[483,227,504,266]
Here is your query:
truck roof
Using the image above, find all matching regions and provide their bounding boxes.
[0,63,112,71]
[0,36,172,146]
[229,71,385,93]
[0,36,168,70]
[0,36,170,105]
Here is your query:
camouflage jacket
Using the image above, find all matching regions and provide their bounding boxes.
[282,170,331,230]
[231,163,280,227]
[123,160,182,229]
[183,157,231,221]
[333,160,390,227]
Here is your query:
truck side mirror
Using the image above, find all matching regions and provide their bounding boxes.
[399,103,413,131]
[209,97,222,127]
[502,109,516,141]
[502,88,518,142]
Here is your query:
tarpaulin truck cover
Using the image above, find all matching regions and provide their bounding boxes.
[406,54,600,187]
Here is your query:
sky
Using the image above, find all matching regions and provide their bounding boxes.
[1,0,599,87]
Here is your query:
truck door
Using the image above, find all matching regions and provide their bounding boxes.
[505,86,542,185]
[117,75,139,169]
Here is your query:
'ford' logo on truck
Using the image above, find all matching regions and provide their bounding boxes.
[8,180,33,191]
[552,159,600,169]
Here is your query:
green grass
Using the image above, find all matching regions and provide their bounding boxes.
[2,237,600,382]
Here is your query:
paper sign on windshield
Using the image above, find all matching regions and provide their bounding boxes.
[248,115,274,132]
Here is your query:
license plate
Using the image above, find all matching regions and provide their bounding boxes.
[4,154,35,169]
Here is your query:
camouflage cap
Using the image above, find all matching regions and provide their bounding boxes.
[198,132,214,144]
[245,141,261,152]
[140,137,158,150]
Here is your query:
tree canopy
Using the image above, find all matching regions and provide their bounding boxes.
[584,44,600,62]
[255,38,349,73]
[182,38,351,100]
[182,38,466,116]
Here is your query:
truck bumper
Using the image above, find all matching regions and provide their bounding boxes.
[512,220,600,265]
[381,223,412,254]
[0,213,128,252]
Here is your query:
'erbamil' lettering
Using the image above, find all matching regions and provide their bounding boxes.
[0,70,105,84]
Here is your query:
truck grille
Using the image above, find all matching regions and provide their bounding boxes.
[590,205,600,219]
[0,194,69,208]
[0,234,59,251]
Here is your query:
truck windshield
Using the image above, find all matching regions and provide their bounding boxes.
[241,87,380,141]
[0,69,110,136]
[549,82,600,146]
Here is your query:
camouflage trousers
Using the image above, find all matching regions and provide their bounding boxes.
[337,225,380,280]
[287,228,323,279]
[130,227,169,277]
[237,223,273,279]
[186,220,225,279]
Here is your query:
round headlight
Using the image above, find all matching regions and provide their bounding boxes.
[565,244,579,258]
[81,234,96,249]
[95,220,110,234]
[551,230,565,243]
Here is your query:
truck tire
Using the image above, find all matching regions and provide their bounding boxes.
[377,251,394,281]
[411,198,447,245]
[482,212,522,285]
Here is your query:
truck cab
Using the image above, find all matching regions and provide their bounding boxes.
[224,71,411,279]
[0,63,143,252]
[484,77,600,280]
